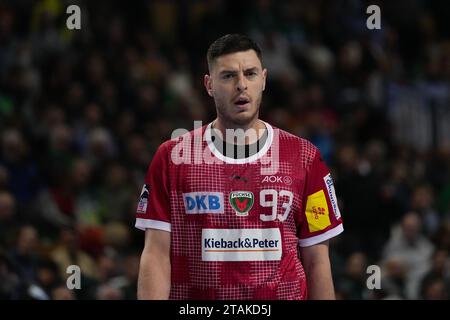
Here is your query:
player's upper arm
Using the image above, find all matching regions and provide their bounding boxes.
[297,147,344,247]
[143,228,171,255]
[138,228,171,300]
[299,239,330,263]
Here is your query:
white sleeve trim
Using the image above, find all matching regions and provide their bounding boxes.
[135,218,171,232]
[298,223,344,247]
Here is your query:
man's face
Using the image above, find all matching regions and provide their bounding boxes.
[205,50,267,126]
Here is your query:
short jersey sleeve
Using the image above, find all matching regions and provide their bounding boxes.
[297,149,343,247]
[135,142,171,232]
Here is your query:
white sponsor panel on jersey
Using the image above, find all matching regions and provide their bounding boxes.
[183,192,224,214]
[323,173,341,219]
[202,228,282,261]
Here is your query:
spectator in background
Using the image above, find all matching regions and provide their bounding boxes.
[0,129,42,212]
[378,256,407,299]
[432,222,450,252]
[44,122,75,187]
[35,258,61,299]
[419,249,450,299]
[120,253,139,300]
[93,250,139,300]
[50,227,98,283]
[51,285,76,300]
[35,157,101,235]
[421,277,449,300]
[97,162,134,223]
[0,191,19,248]
[335,251,371,300]
[0,165,9,190]
[0,250,20,299]
[334,143,384,259]
[410,184,441,236]
[7,225,42,298]
[382,212,435,299]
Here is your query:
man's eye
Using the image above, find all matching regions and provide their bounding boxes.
[246,72,257,77]
[222,74,234,79]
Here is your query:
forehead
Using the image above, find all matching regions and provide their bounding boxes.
[213,50,262,71]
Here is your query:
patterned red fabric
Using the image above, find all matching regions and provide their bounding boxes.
[135,122,343,300]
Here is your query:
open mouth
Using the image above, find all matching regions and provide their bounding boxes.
[234,97,250,107]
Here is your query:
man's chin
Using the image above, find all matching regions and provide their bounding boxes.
[230,112,258,126]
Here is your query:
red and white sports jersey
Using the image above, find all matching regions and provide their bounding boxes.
[135,122,343,300]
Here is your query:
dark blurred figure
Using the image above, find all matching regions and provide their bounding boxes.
[0,129,42,217]
[8,225,40,283]
[7,225,45,299]
[0,250,20,299]
[0,190,19,248]
[50,227,99,299]
[335,251,370,299]
[35,258,61,298]
[97,162,134,223]
[378,256,407,299]
[421,276,449,300]
[432,222,450,252]
[35,157,102,237]
[118,253,140,299]
[334,143,386,259]
[411,184,441,237]
[51,284,76,300]
[419,249,450,299]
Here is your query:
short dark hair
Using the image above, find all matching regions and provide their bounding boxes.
[207,34,263,71]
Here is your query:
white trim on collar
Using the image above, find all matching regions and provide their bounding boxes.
[204,121,274,164]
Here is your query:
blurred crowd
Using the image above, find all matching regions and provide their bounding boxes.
[0,0,449,300]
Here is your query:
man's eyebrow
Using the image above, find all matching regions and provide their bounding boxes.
[244,67,259,73]
[219,69,238,75]
[219,67,259,74]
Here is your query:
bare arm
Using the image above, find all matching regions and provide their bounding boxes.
[137,229,171,299]
[300,240,336,300]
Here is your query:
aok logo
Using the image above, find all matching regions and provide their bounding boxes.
[183,192,224,214]
[262,175,292,185]
[262,176,282,183]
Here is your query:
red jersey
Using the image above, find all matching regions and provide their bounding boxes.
[135,122,343,299]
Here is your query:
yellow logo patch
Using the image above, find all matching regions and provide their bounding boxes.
[305,190,331,232]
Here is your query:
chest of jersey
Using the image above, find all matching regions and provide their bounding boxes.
[171,161,306,227]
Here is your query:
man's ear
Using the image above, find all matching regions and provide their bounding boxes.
[204,74,213,97]
[262,68,267,91]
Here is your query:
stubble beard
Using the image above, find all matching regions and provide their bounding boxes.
[215,93,263,128]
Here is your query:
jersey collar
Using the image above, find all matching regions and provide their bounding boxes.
[204,121,274,164]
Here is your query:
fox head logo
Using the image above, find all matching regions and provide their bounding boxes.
[229,191,254,216]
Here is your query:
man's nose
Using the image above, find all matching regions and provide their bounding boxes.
[236,73,247,92]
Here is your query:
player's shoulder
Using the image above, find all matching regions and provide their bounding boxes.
[274,125,313,146]
[270,123,319,168]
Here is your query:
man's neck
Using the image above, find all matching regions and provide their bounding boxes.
[212,117,266,145]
